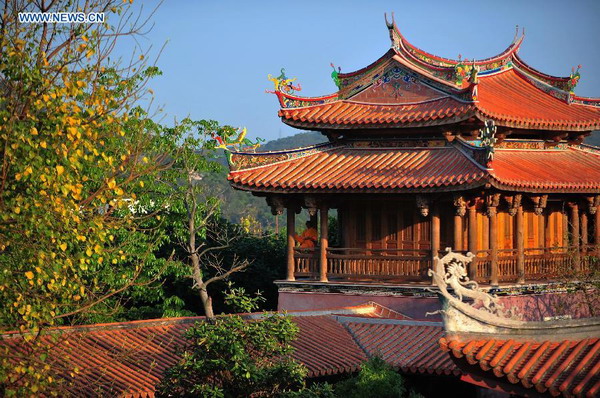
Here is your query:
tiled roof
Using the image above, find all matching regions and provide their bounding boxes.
[476,70,600,131]
[228,142,600,194]
[278,97,475,128]
[440,337,600,398]
[290,316,367,377]
[229,145,487,193]
[278,69,600,132]
[490,146,600,191]
[344,320,459,376]
[2,303,450,397]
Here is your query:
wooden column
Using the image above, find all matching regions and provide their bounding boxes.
[538,211,546,253]
[319,205,329,282]
[286,208,296,281]
[454,215,463,251]
[570,203,581,272]
[431,204,440,284]
[596,206,600,254]
[488,207,499,286]
[468,206,478,280]
[516,206,525,284]
[581,212,588,251]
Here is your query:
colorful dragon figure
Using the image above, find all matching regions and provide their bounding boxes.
[330,63,341,89]
[479,120,497,165]
[213,128,265,164]
[266,68,302,94]
[567,65,581,92]
[454,55,469,86]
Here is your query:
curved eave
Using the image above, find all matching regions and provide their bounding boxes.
[229,182,487,194]
[474,110,600,132]
[278,98,477,130]
[512,53,570,83]
[274,91,339,108]
[392,22,524,67]
[337,49,396,79]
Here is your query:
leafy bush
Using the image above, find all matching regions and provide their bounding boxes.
[334,357,423,398]
[156,314,306,398]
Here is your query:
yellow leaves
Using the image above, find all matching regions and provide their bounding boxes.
[25,271,34,280]
[56,165,64,175]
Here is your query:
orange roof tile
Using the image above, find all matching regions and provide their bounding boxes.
[229,141,600,194]
[490,146,600,191]
[279,97,475,128]
[279,69,600,131]
[344,320,459,376]
[2,304,453,397]
[440,337,600,398]
[476,70,600,131]
[229,145,487,193]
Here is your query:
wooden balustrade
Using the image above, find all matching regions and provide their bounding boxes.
[293,246,598,283]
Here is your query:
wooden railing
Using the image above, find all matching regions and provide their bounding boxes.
[294,246,598,284]
[327,248,431,281]
[472,247,598,283]
[293,247,430,281]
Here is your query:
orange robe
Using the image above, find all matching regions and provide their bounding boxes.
[295,227,318,248]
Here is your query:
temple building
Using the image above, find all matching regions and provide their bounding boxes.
[227,16,600,316]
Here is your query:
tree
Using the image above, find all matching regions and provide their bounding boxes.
[0,0,174,395]
[158,120,250,319]
[156,291,307,398]
[334,357,423,398]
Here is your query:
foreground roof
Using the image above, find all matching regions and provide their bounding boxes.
[440,337,600,398]
[1,303,455,397]
[271,18,600,132]
[228,139,600,194]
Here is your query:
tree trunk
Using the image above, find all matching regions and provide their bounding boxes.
[191,252,215,319]
[199,287,214,319]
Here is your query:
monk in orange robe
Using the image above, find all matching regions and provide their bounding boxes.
[295,221,318,248]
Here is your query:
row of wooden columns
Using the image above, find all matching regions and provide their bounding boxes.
[286,200,600,284]
[448,202,600,286]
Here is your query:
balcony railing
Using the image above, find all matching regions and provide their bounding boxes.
[294,247,430,282]
[294,246,598,284]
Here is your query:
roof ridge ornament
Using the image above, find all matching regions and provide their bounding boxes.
[479,120,497,167]
[266,68,302,95]
[330,63,341,89]
[428,248,515,317]
[567,65,582,93]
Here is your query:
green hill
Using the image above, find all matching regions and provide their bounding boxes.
[259,131,326,152]
[585,131,600,146]
[212,132,328,231]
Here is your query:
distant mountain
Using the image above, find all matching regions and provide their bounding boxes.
[210,131,329,230]
[585,131,600,146]
[259,132,327,152]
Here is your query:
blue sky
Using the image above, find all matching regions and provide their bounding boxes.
[118,0,600,142]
